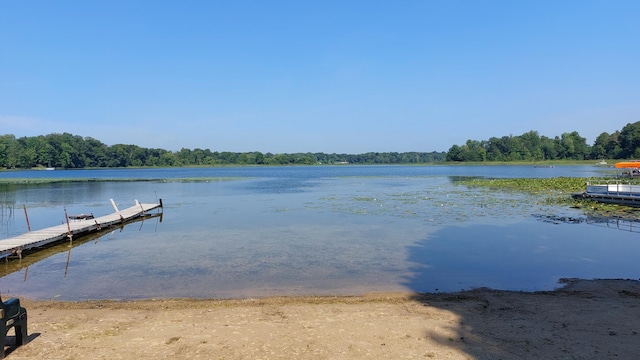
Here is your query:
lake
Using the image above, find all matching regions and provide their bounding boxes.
[1,165,637,300]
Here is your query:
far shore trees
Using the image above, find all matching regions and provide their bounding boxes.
[2,121,639,169]
[0,133,445,169]
[446,121,640,163]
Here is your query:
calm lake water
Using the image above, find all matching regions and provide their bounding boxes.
[0,165,638,300]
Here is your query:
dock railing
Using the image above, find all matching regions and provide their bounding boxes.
[585,180,640,197]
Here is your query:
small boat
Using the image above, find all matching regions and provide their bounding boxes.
[45,167,55,170]
[612,161,640,177]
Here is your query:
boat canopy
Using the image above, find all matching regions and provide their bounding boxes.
[615,161,640,168]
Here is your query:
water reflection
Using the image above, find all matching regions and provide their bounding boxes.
[532,213,585,224]
[586,215,640,233]
[533,213,640,233]
[403,217,640,293]
[0,203,17,239]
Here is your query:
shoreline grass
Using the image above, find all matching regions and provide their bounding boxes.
[0,177,243,185]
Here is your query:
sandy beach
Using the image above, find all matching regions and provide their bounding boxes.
[3,278,639,359]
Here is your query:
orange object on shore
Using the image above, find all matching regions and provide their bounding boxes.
[615,161,640,168]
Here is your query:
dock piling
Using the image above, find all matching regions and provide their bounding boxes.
[23,205,31,232]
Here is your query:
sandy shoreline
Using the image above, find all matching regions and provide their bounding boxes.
[4,278,640,359]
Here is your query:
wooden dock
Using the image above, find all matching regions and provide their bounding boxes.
[0,199,163,260]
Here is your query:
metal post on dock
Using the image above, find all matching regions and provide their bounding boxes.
[110,199,119,212]
[64,207,73,245]
[23,205,31,232]
[136,199,145,214]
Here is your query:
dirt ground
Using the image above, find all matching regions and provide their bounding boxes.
[4,278,640,359]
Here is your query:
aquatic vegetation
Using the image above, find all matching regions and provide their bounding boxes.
[175,178,239,183]
[454,176,590,193]
[0,177,243,184]
[455,177,640,220]
[352,196,378,202]
[312,180,544,225]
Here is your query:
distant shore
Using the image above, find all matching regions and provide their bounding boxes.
[0,159,620,171]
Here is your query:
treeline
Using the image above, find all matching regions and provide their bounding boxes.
[0,133,446,169]
[3,121,638,169]
[446,121,640,162]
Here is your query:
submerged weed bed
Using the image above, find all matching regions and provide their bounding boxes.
[0,177,242,185]
[455,177,640,220]
[455,176,640,192]
[453,176,591,193]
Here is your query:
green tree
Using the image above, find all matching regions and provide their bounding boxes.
[591,132,610,159]
[520,131,543,160]
[83,136,109,167]
[605,131,623,158]
[485,137,506,161]
[446,145,462,161]
[0,135,15,167]
[559,132,589,160]
[618,121,640,158]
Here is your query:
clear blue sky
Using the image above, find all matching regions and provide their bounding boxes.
[1,1,639,153]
